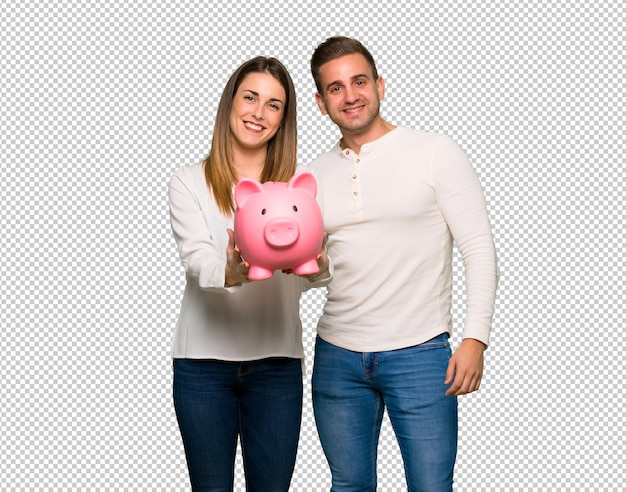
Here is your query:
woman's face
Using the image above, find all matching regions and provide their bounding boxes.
[229,71,286,153]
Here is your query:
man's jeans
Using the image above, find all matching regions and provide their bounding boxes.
[173,357,302,491]
[312,334,458,492]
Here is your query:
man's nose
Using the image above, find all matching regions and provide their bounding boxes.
[343,86,357,103]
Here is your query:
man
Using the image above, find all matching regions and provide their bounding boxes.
[308,36,499,491]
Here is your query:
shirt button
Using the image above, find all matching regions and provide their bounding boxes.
[355,158,360,163]
[352,174,357,180]
[353,191,358,196]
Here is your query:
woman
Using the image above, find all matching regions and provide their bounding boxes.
[168,57,330,491]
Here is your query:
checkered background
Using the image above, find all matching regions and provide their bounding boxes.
[1,0,623,490]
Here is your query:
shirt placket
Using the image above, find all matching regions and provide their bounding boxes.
[344,148,363,214]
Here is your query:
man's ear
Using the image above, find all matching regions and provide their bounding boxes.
[315,93,328,115]
[376,76,385,101]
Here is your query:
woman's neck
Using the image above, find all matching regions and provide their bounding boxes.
[232,147,267,181]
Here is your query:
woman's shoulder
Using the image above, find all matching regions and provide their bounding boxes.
[171,161,204,181]
[168,162,210,204]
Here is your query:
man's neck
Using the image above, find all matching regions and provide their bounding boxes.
[339,118,396,154]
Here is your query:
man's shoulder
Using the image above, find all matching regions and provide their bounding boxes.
[395,125,447,142]
[308,144,341,170]
[392,126,463,154]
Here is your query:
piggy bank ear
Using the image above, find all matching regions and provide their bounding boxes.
[288,171,317,198]
[235,178,264,208]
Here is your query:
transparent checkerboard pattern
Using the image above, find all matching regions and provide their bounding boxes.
[1,0,623,490]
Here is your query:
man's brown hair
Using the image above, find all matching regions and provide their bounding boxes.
[310,36,379,93]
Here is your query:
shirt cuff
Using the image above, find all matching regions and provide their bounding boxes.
[462,320,491,347]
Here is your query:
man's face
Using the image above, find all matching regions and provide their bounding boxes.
[315,53,384,138]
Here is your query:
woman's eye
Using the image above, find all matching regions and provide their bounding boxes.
[261,208,267,215]
[292,205,298,212]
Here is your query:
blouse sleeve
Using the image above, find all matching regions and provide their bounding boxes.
[431,135,500,345]
[168,169,238,293]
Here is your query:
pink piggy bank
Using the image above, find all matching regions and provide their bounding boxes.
[234,171,324,281]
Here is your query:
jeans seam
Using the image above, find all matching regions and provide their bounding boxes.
[371,394,382,489]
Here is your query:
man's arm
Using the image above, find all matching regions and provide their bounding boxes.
[431,135,499,396]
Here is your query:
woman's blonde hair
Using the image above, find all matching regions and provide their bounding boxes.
[203,56,297,215]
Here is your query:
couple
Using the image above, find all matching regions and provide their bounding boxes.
[168,36,499,492]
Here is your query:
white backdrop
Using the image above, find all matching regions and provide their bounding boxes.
[1,0,623,490]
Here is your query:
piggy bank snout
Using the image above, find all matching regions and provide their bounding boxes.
[264,218,300,249]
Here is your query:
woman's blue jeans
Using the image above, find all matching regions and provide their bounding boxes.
[173,357,303,491]
[312,334,458,492]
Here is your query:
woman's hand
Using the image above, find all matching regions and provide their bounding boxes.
[225,228,250,287]
[287,232,330,281]
[311,232,330,277]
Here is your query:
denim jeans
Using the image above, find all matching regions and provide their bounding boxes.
[312,334,458,492]
[173,357,303,492]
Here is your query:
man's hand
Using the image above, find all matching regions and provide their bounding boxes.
[444,338,487,396]
[225,228,250,286]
